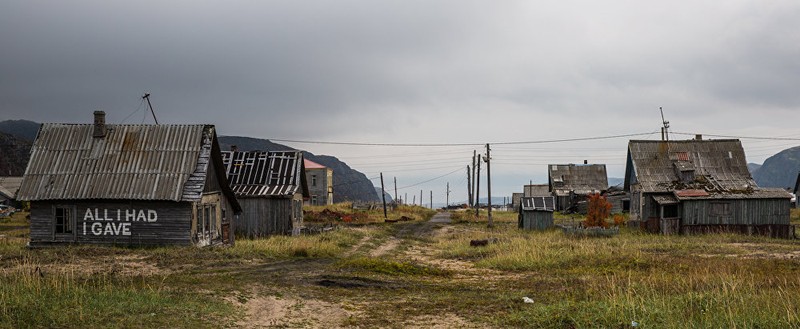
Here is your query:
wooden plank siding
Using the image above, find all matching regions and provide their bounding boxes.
[236,193,304,238]
[681,198,790,226]
[29,200,194,247]
[518,211,553,230]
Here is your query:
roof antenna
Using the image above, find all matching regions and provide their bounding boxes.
[660,107,669,141]
[142,93,159,124]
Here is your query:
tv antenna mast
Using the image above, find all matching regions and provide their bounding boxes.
[142,93,159,124]
[660,107,669,141]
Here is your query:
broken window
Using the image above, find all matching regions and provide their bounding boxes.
[54,207,73,234]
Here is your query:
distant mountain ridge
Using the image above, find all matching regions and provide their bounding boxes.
[0,120,40,141]
[218,136,380,203]
[0,131,31,176]
[751,146,800,189]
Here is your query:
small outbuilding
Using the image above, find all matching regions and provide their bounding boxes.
[222,150,309,237]
[624,138,792,237]
[17,111,241,247]
[518,196,555,230]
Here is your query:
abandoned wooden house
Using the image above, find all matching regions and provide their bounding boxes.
[17,111,241,247]
[624,138,793,237]
[222,150,309,237]
[547,163,608,212]
[304,159,333,206]
[518,196,555,230]
[0,176,23,206]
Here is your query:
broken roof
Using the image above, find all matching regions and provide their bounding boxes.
[520,196,555,212]
[222,151,309,198]
[16,123,238,205]
[548,164,608,195]
[624,139,756,194]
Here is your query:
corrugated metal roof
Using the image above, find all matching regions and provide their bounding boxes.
[548,164,608,195]
[626,139,756,194]
[675,189,709,197]
[521,196,555,211]
[222,151,305,197]
[17,124,213,202]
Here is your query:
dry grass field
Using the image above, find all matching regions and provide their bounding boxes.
[2,207,800,328]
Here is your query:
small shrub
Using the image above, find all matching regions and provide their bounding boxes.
[584,194,611,228]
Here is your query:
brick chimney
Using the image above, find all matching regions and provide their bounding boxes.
[93,110,106,138]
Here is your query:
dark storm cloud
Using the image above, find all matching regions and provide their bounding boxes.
[2,1,799,199]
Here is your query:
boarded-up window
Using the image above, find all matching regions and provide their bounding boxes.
[711,202,731,216]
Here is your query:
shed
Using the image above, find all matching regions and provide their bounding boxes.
[0,176,23,206]
[222,150,309,237]
[511,193,523,211]
[624,138,792,238]
[548,164,608,212]
[518,196,555,230]
[17,111,241,247]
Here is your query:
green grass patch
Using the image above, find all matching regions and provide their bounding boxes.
[337,257,451,277]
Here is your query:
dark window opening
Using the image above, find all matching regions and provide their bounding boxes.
[55,207,73,234]
[662,204,678,218]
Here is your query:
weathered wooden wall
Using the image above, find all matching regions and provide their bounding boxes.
[30,200,194,247]
[236,197,294,238]
[518,211,553,230]
[681,198,790,226]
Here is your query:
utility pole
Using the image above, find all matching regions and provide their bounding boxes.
[405,193,407,206]
[475,152,481,217]
[486,143,493,228]
[142,93,159,124]
[446,182,450,208]
[420,190,423,207]
[380,173,387,220]
[394,177,398,205]
[430,191,433,209]
[660,106,670,141]
[466,165,472,207]
[412,195,416,206]
[471,150,477,207]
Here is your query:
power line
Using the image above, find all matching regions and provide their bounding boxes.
[268,131,658,147]
[396,167,463,191]
[672,132,800,141]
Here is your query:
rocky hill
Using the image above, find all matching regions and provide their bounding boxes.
[0,131,32,176]
[751,146,800,189]
[218,136,380,203]
[0,120,40,141]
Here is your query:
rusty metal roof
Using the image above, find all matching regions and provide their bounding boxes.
[520,196,555,212]
[222,151,309,198]
[548,164,608,195]
[17,124,219,202]
[625,139,756,194]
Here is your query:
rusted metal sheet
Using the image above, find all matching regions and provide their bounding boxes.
[17,124,214,202]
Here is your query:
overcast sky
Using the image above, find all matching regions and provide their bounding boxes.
[2,1,799,204]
